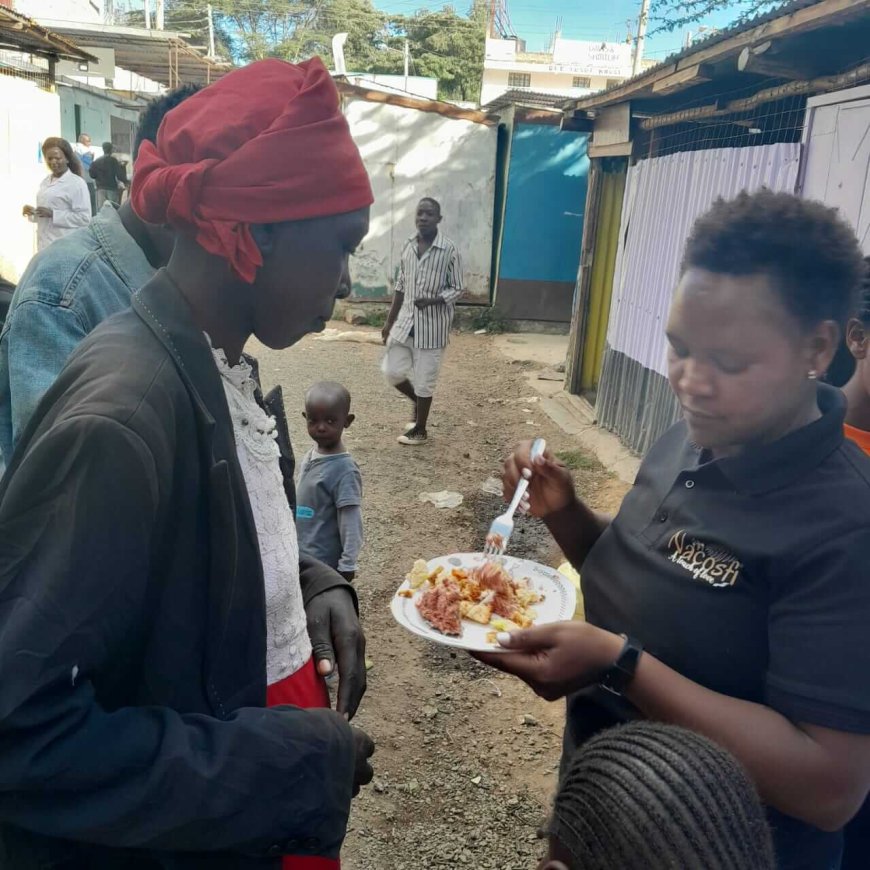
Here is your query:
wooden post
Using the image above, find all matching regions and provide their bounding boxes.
[565,158,603,396]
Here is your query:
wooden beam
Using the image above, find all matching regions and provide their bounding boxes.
[640,102,721,129]
[565,158,603,395]
[589,140,633,158]
[651,63,714,95]
[640,59,870,129]
[737,47,809,79]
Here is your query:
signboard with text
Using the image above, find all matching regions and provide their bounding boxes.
[550,40,632,77]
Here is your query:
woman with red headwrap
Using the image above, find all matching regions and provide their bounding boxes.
[0,59,374,870]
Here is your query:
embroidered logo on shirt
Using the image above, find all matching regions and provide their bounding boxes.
[666,530,742,588]
[296,506,315,520]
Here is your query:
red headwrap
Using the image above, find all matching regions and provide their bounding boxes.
[131,58,373,283]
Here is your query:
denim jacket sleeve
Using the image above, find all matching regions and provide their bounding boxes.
[0,299,88,458]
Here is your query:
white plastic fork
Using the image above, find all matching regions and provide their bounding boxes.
[483,437,546,559]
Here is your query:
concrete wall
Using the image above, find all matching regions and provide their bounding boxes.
[59,83,140,155]
[494,121,589,322]
[343,96,497,301]
[0,76,61,282]
[16,0,103,24]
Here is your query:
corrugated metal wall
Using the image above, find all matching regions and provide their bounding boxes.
[596,143,802,454]
[579,167,625,392]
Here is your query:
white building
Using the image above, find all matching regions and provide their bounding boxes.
[481,36,635,106]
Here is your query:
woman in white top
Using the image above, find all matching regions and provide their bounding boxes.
[22,137,91,251]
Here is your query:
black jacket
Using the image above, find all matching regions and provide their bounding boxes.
[0,271,356,868]
[89,154,128,191]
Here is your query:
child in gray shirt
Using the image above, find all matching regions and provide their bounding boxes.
[296,381,363,580]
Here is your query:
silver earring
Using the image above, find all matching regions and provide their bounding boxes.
[807,370,818,380]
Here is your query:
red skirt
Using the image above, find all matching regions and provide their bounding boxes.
[266,659,340,870]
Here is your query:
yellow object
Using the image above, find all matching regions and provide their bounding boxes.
[580,167,627,392]
[558,561,585,620]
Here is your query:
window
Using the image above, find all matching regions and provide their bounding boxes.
[605,78,623,90]
[508,72,531,88]
[572,76,591,89]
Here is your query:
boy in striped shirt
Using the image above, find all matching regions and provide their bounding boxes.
[381,197,464,445]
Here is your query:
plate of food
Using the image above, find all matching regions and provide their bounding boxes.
[390,553,576,651]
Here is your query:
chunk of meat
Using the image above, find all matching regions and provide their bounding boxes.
[417,580,462,635]
[474,561,521,621]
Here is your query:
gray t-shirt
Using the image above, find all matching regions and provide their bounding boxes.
[295,449,363,572]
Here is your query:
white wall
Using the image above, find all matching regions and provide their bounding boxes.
[343,97,497,301]
[800,85,870,254]
[0,76,62,282]
[346,74,438,101]
[16,0,103,24]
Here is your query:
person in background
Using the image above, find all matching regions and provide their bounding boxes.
[89,141,128,209]
[0,86,197,469]
[0,58,373,868]
[73,133,97,214]
[22,137,90,251]
[841,258,870,455]
[296,381,363,581]
[839,259,870,869]
[381,197,463,446]
[538,722,775,870]
[479,191,870,870]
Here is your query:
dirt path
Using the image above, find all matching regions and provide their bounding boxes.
[252,326,628,870]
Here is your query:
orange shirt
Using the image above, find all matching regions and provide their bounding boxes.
[844,422,870,456]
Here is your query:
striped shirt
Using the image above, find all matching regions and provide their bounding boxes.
[389,232,464,349]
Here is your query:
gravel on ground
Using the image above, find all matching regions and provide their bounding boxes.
[251,325,628,870]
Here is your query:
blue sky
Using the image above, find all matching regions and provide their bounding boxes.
[373,0,749,61]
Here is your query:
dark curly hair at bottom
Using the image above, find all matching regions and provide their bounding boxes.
[550,721,775,870]
[681,189,865,330]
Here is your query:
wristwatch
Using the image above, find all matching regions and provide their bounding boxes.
[599,635,643,696]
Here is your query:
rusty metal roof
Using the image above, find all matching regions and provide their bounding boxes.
[563,0,869,113]
[482,89,567,112]
[37,20,232,87]
[0,7,97,61]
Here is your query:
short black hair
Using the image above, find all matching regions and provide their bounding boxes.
[419,197,441,215]
[133,84,202,159]
[682,190,865,330]
[305,381,351,415]
[102,142,113,154]
[551,722,775,870]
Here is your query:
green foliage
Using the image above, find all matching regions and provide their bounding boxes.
[156,0,486,104]
[652,0,786,34]
[556,449,602,472]
[387,0,487,102]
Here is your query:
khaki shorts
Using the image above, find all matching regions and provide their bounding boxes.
[382,337,444,398]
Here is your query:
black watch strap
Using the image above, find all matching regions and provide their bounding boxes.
[599,635,643,696]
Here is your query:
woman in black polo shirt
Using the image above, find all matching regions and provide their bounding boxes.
[478,191,870,870]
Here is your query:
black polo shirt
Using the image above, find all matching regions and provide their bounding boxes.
[569,384,870,870]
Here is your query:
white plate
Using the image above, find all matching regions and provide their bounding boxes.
[390,552,576,652]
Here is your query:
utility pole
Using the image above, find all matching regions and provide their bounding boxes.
[403,39,410,93]
[632,0,650,76]
[207,4,216,58]
[143,0,151,29]
[155,0,164,29]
